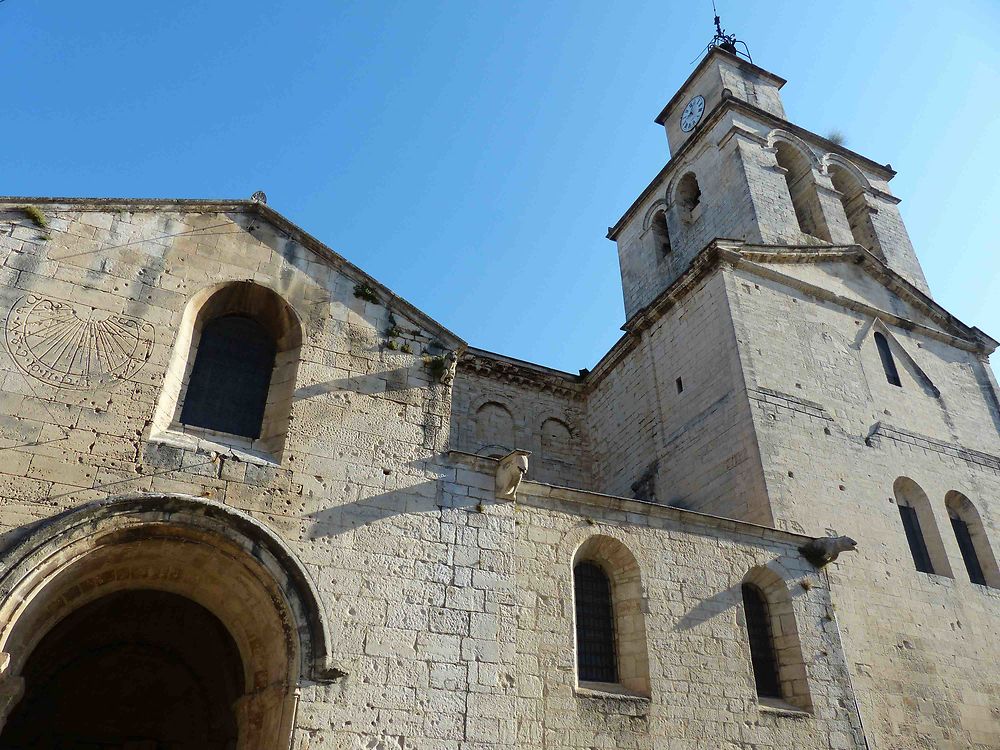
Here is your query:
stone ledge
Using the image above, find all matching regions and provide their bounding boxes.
[869,423,1000,473]
[574,682,651,701]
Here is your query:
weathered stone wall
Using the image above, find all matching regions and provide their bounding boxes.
[510,477,866,750]
[586,269,771,523]
[450,359,591,489]
[0,201,516,750]
[726,260,1000,749]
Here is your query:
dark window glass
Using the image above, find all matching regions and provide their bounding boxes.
[951,515,987,585]
[874,332,901,387]
[574,562,617,683]
[898,504,934,574]
[742,583,782,699]
[180,315,276,439]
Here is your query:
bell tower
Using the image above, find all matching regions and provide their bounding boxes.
[608,28,929,321]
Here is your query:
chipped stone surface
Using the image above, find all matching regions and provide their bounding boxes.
[0,47,997,750]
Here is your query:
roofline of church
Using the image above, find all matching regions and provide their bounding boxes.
[607,97,898,243]
[0,196,467,352]
[653,47,787,126]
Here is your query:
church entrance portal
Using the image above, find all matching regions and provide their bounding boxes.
[0,495,338,750]
[2,589,243,749]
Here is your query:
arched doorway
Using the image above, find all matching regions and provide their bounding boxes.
[3,590,244,748]
[0,495,338,749]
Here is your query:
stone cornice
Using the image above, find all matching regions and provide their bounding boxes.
[447,450,818,548]
[458,347,585,401]
[868,423,1000,473]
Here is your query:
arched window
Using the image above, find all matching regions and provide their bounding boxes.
[894,477,952,577]
[740,566,811,709]
[676,173,701,222]
[774,141,830,241]
[152,281,303,458]
[946,491,1000,587]
[874,331,901,387]
[573,562,617,683]
[572,536,650,695]
[742,583,781,699]
[180,316,276,438]
[828,163,882,258]
[651,211,671,255]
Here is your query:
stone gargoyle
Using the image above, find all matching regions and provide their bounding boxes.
[495,450,530,501]
[799,535,858,568]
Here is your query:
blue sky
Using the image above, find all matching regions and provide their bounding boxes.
[3,1,999,372]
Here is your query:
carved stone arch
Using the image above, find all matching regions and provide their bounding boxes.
[665,166,701,208]
[471,397,517,457]
[151,279,304,459]
[741,562,812,709]
[823,153,884,258]
[766,129,822,170]
[767,130,831,241]
[568,533,651,695]
[641,199,669,231]
[944,490,1000,587]
[893,476,952,577]
[821,153,873,191]
[0,493,338,748]
[539,415,576,468]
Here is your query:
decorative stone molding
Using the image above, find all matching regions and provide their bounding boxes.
[496,450,530,501]
[459,349,584,401]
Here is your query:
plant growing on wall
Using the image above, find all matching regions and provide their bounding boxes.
[353,283,378,303]
[20,205,47,228]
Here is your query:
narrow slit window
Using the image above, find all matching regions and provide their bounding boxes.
[874,332,901,387]
[742,583,782,699]
[950,514,987,585]
[574,562,617,683]
[898,504,934,574]
[675,377,683,393]
[180,315,277,439]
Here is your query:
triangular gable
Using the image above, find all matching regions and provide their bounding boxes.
[1,196,466,352]
[733,245,996,354]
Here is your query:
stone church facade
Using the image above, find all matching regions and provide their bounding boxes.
[0,47,997,750]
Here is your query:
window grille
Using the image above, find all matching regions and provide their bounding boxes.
[741,583,782,699]
[898,504,934,574]
[574,562,617,683]
[951,515,987,585]
[874,332,901,387]
[180,315,276,439]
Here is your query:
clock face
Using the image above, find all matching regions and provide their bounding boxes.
[680,95,705,133]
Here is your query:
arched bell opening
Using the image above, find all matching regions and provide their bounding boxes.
[0,494,337,750]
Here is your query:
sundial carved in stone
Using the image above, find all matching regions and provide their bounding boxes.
[4,295,154,390]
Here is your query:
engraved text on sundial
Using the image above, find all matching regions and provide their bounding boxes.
[5,295,154,390]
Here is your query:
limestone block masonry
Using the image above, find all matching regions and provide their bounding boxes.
[0,45,997,750]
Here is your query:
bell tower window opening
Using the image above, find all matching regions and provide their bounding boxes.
[676,173,702,222]
[774,141,830,241]
[180,315,277,439]
[874,331,901,387]
[651,211,672,255]
[828,163,882,259]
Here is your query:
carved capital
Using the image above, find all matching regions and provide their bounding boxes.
[495,450,530,501]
